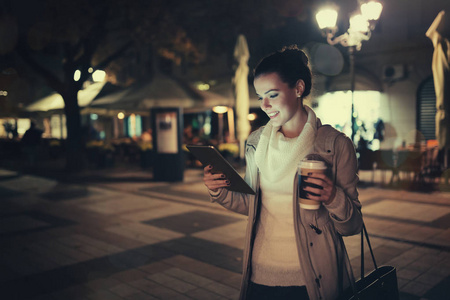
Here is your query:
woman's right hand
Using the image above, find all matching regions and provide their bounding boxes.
[203,165,230,192]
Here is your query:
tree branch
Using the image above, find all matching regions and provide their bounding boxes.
[94,40,134,71]
[15,43,64,94]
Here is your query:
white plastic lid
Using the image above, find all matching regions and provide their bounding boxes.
[298,159,327,170]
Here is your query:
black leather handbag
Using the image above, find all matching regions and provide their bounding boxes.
[339,224,399,300]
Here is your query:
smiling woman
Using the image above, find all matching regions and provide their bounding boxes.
[202,45,363,300]
[254,72,305,137]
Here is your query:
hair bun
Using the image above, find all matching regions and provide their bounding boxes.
[300,51,309,65]
[281,45,309,66]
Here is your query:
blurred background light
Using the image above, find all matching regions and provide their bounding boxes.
[197,83,210,91]
[247,113,257,121]
[73,70,81,81]
[212,106,229,114]
[349,14,370,32]
[316,8,338,29]
[92,70,106,82]
[361,1,383,21]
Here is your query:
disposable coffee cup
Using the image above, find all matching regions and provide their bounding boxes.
[298,159,327,210]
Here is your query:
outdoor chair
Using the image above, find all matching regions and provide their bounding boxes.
[358,149,376,184]
[373,149,395,185]
[395,150,423,184]
[420,146,443,184]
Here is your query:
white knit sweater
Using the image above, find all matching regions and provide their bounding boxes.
[251,106,317,286]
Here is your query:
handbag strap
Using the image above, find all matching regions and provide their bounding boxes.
[361,223,378,278]
[342,222,379,299]
[342,235,359,299]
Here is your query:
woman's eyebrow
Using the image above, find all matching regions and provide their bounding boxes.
[256,88,279,97]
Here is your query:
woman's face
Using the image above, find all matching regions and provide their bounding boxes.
[254,72,303,129]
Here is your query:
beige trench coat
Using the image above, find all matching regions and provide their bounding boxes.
[210,122,363,300]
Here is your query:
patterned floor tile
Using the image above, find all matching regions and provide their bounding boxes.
[80,196,167,215]
[156,237,242,273]
[0,211,76,237]
[142,210,241,234]
[104,223,184,244]
[192,220,247,249]
[430,213,450,229]
[423,275,450,299]
[0,215,50,234]
[140,183,211,202]
[363,200,450,223]
[0,175,57,194]
[120,203,196,222]
[39,184,94,201]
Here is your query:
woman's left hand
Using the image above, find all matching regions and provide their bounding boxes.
[303,173,336,205]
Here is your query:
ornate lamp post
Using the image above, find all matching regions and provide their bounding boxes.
[316,1,383,142]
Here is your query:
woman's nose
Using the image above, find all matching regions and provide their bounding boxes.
[261,98,271,109]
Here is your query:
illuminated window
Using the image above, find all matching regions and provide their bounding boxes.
[135,115,142,136]
[126,114,142,137]
[50,114,67,139]
[315,91,381,148]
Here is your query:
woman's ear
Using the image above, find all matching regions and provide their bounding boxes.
[296,79,305,97]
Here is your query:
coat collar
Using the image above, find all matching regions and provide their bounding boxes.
[247,118,334,151]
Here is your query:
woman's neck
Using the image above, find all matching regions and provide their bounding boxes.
[280,106,308,138]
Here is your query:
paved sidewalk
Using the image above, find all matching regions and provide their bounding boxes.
[0,168,449,300]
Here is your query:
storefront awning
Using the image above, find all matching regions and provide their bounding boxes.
[25,82,106,112]
[88,73,242,114]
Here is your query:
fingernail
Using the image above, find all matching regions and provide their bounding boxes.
[221,174,226,178]
[226,180,230,184]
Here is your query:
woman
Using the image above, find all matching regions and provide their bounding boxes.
[203,45,362,300]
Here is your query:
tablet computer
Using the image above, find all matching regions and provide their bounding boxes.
[187,145,255,195]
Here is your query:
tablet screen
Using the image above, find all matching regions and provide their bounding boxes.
[187,145,255,195]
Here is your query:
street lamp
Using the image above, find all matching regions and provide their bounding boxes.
[316,1,383,142]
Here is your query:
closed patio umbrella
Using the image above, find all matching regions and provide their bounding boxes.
[426,10,450,167]
[233,34,251,160]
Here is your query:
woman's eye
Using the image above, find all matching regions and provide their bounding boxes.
[257,97,263,101]
[269,93,278,99]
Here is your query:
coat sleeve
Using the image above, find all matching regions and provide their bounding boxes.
[208,186,250,216]
[208,146,258,216]
[324,134,363,236]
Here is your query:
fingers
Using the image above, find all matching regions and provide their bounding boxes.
[203,165,230,191]
[203,164,213,175]
[303,174,335,203]
[205,180,230,191]
[203,165,224,179]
